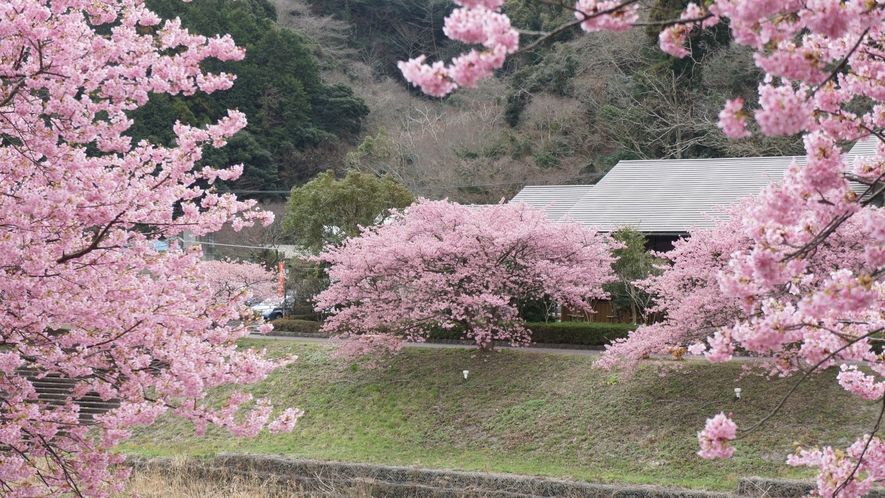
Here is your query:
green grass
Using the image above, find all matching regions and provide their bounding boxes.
[120,339,880,491]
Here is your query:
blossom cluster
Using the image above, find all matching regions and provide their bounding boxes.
[398,0,518,96]
[697,413,738,459]
[657,3,719,58]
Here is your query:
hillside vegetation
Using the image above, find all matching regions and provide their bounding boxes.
[122,339,877,491]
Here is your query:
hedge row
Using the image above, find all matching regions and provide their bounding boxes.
[429,322,637,346]
[527,321,636,345]
[268,319,323,334]
[267,319,637,346]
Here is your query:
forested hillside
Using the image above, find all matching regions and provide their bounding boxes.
[129,0,806,205]
[129,0,369,199]
[273,0,806,204]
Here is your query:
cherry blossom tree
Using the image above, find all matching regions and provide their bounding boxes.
[594,202,752,372]
[314,200,616,356]
[0,1,301,496]
[400,1,885,496]
[202,259,278,304]
[597,198,870,372]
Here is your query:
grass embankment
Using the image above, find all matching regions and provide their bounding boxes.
[121,339,878,491]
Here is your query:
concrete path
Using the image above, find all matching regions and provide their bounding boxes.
[247,333,604,355]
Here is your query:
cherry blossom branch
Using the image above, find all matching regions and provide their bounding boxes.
[517,0,641,54]
[36,433,85,498]
[785,211,854,262]
[738,326,884,436]
[833,396,885,498]
[810,28,869,98]
[517,19,587,53]
[56,213,125,264]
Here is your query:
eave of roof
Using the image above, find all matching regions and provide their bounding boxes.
[509,184,594,222]
[563,156,804,233]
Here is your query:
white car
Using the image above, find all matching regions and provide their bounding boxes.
[250,301,283,321]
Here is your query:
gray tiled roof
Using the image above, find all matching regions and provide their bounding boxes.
[563,156,802,233]
[509,185,594,221]
[848,138,878,157]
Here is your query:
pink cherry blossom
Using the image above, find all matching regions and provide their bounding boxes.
[398,56,458,97]
[718,97,752,138]
[202,259,278,304]
[697,412,738,459]
[574,0,639,32]
[455,0,506,8]
[315,200,616,355]
[659,25,691,58]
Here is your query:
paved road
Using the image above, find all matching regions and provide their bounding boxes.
[245,333,784,362]
[247,333,604,355]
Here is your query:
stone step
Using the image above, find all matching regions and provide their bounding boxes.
[12,368,121,425]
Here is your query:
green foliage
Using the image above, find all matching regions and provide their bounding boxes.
[305,0,454,79]
[201,131,280,196]
[514,295,557,323]
[504,90,531,128]
[283,169,415,252]
[511,45,578,97]
[346,129,399,175]
[507,133,533,159]
[533,150,561,169]
[604,227,664,325]
[285,257,331,319]
[132,0,370,198]
[427,321,636,346]
[503,44,577,126]
[312,83,371,135]
[600,148,642,169]
[526,322,637,345]
[268,319,323,334]
[504,0,572,34]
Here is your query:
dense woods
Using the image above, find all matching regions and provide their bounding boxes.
[129,0,370,198]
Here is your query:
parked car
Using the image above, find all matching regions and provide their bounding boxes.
[250,300,283,321]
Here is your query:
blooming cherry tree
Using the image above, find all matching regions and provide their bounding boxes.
[0,1,301,496]
[402,1,885,495]
[314,200,616,356]
[598,197,870,371]
[595,202,753,372]
[201,259,278,304]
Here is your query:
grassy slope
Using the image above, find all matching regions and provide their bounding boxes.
[121,339,879,491]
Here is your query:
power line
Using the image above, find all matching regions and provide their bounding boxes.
[227,173,603,195]
[193,241,287,251]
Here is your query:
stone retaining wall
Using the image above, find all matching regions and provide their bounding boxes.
[127,454,875,498]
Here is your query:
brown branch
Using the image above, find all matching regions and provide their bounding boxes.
[833,395,885,497]
[516,0,641,54]
[56,212,125,264]
[785,210,854,262]
[738,326,885,435]
[810,28,869,98]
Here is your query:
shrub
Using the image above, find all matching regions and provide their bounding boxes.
[526,322,636,346]
[427,322,636,346]
[269,319,323,334]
